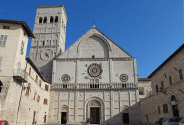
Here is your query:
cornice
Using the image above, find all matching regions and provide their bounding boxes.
[50,88,138,91]
[56,57,135,62]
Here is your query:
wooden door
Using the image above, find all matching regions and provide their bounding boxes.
[90,108,100,124]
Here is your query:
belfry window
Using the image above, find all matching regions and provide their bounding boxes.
[43,17,47,23]
[50,16,54,23]
[55,16,58,22]
[39,17,43,23]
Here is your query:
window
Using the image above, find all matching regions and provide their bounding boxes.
[156,85,158,93]
[0,57,2,69]
[179,69,183,80]
[43,99,47,105]
[3,25,10,29]
[122,84,126,88]
[36,75,38,83]
[25,87,30,96]
[163,104,168,113]
[29,67,31,75]
[39,80,42,87]
[0,35,8,46]
[39,17,43,23]
[161,81,164,89]
[0,81,3,93]
[44,115,47,123]
[63,84,67,88]
[43,41,45,46]
[158,106,161,114]
[45,85,49,91]
[90,84,99,88]
[55,16,58,22]
[50,16,54,23]
[43,17,47,23]
[171,95,177,102]
[169,76,172,85]
[139,91,143,95]
[139,87,144,95]
[92,55,95,58]
[37,95,40,102]
[33,91,37,100]
[20,41,24,53]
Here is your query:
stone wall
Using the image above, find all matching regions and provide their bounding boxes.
[48,89,140,124]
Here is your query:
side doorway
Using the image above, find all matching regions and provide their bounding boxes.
[61,112,67,124]
[123,113,129,124]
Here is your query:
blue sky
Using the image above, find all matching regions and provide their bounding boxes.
[0,0,183,78]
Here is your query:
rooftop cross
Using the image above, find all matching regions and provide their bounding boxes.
[93,20,96,28]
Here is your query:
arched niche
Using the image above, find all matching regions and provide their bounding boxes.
[85,97,105,123]
[79,35,110,58]
[77,34,111,58]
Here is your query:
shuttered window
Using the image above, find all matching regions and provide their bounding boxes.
[0,35,8,46]
[0,57,2,69]
[20,41,24,53]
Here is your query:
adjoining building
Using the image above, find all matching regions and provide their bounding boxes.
[140,43,184,124]
[0,19,50,125]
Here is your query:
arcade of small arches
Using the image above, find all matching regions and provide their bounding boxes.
[39,16,58,23]
[33,40,58,46]
[38,16,66,29]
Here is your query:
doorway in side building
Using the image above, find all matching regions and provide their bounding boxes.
[123,113,129,124]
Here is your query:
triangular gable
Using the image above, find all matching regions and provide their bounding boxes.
[58,27,132,59]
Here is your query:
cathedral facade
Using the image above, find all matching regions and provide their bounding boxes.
[30,5,140,124]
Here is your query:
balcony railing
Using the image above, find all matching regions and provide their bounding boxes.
[51,82,138,90]
[13,69,28,83]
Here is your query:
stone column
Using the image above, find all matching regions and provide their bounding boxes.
[75,60,79,83]
[110,91,114,118]
[109,59,113,83]
[74,91,78,121]
[52,60,56,84]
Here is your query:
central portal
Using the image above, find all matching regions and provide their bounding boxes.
[90,108,100,124]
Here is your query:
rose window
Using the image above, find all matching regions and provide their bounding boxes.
[119,74,128,82]
[61,74,70,83]
[87,63,103,78]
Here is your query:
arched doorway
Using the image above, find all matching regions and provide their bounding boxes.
[60,105,68,124]
[171,95,179,117]
[86,98,104,124]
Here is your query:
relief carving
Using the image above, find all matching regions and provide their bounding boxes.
[89,100,100,106]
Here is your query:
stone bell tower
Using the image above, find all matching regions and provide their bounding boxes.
[29,5,68,82]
